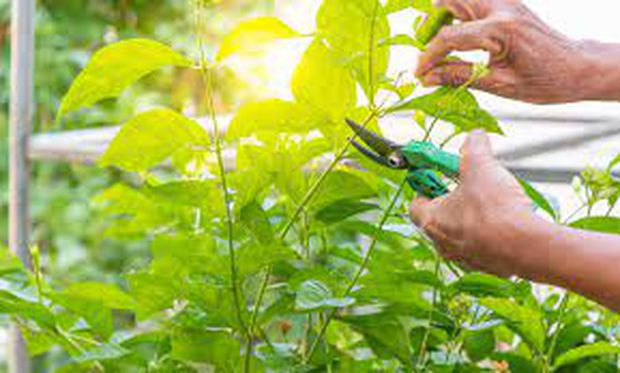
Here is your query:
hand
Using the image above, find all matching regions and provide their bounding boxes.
[415,0,603,104]
[409,130,535,277]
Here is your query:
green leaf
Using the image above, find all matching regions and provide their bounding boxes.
[73,343,131,364]
[0,247,28,285]
[315,199,379,224]
[0,290,56,328]
[21,326,63,357]
[481,298,545,353]
[518,179,558,220]
[237,241,296,277]
[385,0,433,13]
[450,273,518,298]
[380,34,425,50]
[609,153,620,170]
[150,234,226,276]
[216,17,298,61]
[313,170,377,210]
[226,99,323,141]
[100,109,209,172]
[53,296,114,338]
[388,87,502,133]
[491,352,539,373]
[464,329,495,362]
[553,323,597,359]
[553,342,620,369]
[316,0,390,100]
[171,329,241,369]
[240,201,275,245]
[58,39,191,120]
[341,312,411,365]
[295,280,354,311]
[570,216,620,234]
[94,183,176,238]
[144,180,219,212]
[127,271,176,321]
[62,282,135,310]
[292,39,356,123]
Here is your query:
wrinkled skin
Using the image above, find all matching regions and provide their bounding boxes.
[409,131,532,277]
[409,0,620,312]
[416,0,620,103]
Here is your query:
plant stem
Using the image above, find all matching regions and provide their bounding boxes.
[367,0,379,110]
[304,179,408,363]
[544,293,571,371]
[193,1,249,366]
[421,68,485,142]
[416,257,442,370]
[247,111,379,339]
[248,1,384,363]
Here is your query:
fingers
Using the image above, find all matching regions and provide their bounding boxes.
[441,0,492,21]
[409,196,433,227]
[459,130,496,181]
[419,60,498,91]
[416,21,502,77]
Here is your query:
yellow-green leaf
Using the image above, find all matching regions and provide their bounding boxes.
[216,17,298,61]
[570,216,620,234]
[100,108,209,172]
[316,0,390,100]
[58,39,192,120]
[226,99,323,141]
[481,298,545,353]
[292,39,356,122]
[388,87,502,133]
[62,282,135,310]
[553,342,620,369]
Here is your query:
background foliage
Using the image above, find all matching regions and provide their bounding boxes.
[2,0,620,372]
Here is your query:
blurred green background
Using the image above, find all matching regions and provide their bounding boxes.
[0,0,272,283]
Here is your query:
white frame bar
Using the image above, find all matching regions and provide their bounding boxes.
[9,0,35,372]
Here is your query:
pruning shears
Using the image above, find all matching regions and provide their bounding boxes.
[346,119,460,199]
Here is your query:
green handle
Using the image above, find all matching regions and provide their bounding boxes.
[415,7,453,45]
[402,141,460,199]
[407,169,449,199]
[402,141,460,179]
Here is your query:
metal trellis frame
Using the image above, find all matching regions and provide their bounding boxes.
[8,0,35,372]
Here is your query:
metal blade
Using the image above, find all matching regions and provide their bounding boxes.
[350,139,392,168]
[345,118,399,158]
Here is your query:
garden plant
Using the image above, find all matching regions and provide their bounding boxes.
[3,0,620,371]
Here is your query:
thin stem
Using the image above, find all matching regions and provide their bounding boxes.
[248,1,382,361]
[193,0,249,355]
[247,111,379,341]
[304,179,408,363]
[416,257,442,370]
[544,293,571,370]
[53,326,104,372]
[562,203,587,225]
[421,68,485,142]
[367,0,380,109]
[440,131,460,149]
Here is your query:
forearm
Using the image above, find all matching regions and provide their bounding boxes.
[578,40,620,102]
[511,216,620,312]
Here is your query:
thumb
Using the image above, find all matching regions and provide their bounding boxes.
[409,196,433,227]
[459,130,495,181]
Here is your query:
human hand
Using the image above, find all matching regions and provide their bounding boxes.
[415,0,603,104]
[409,130,536,277]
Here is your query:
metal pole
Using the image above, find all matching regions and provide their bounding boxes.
[9,0,35,371]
